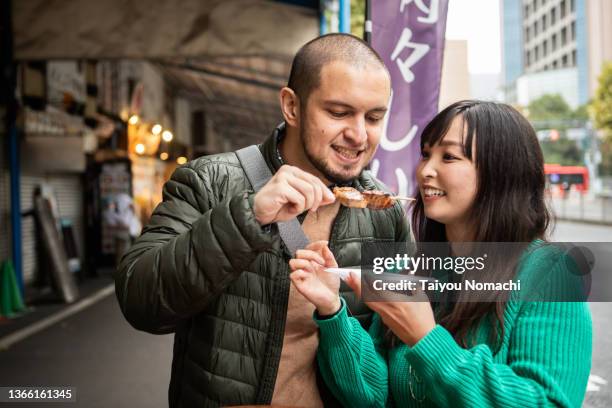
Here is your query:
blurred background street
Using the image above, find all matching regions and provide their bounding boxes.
[1,0,611,407]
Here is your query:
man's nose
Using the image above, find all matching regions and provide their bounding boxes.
[344,116,368,146]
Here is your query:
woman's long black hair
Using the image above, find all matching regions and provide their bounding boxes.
[411,100,552,349]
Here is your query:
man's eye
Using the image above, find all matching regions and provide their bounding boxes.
[367,115,383,123]
[329,111,348,118]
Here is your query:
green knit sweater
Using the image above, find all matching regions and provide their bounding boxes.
[315,244,593,407]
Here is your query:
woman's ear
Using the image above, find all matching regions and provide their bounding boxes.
[279,87,300,127]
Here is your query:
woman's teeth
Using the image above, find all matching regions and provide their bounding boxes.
[334,146,359,159]
[424,188,446,197]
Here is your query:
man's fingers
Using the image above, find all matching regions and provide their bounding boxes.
[290,166,335,207]
[321,186,336,204]
[285,176,316,212]
[279,185,306,217]
[308,178,323,212]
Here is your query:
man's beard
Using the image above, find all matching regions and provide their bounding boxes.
[300,121,366,185]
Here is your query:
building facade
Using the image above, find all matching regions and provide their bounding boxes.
[586,0,612,97]
[500,0,604,108]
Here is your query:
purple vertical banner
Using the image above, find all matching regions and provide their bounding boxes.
[370,0,449,197]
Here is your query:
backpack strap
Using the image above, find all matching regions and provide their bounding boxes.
[236,145,310,256]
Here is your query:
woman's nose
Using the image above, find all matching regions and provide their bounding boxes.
[419,159,437,179]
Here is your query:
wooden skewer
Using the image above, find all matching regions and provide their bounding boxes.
[392,196,416,202]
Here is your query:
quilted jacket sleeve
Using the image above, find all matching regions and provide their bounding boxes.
[113,164,277,334]
[393,201,411,242]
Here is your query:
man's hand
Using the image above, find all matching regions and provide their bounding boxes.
[253,165,335,226]
[289,241,341,316]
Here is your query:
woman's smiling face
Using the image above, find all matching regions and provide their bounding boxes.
[416,116,478,233]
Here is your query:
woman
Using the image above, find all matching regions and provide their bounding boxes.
[289,100,592,407]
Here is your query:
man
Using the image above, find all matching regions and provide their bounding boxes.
[114,33,410,407]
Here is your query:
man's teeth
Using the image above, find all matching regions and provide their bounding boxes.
[334,146,359,159]
[424,188,446,197]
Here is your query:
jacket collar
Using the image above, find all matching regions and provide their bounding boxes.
[259,122,286,174]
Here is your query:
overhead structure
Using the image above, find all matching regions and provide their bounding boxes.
[13,0,319,60]
[7,0,321,291]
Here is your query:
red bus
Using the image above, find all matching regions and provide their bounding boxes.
[544,164,589,194]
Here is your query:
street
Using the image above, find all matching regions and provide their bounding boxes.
[553,221,611,408]
[0,220,609,407]
[0,290,173,408]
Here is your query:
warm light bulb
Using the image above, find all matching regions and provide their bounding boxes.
[152,124,162,135]
[177,156,187,165]
[160,152,169,160]
[135,143,145,154]
[128,115,139,125]
[162,130,173,142]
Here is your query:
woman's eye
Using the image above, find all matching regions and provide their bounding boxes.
[420,151,430,159]
[443,153,458,160]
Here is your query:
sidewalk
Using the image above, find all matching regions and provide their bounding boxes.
[551,193,612,225]
[0,270,115,346]
[0,281,173,408]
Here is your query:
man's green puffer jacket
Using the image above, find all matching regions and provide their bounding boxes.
[114,124,411,407]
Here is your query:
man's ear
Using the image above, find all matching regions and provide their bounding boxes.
[279,87,300,127]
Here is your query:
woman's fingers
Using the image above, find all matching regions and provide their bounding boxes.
[306,240,328,252]
[289,258,317,274]
[304,241,338,268]
[295,249,326,266]
[321,245,339,268]
[346,271,362,299]
[289,269,311,283]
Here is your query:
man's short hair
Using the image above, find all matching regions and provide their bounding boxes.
[287,33,389,106]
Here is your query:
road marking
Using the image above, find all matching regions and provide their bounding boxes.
[587,374,608,392]
[0,284,115,350]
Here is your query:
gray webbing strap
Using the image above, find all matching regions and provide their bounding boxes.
[236,145,310,256]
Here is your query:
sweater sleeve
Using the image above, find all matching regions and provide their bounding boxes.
[405,300,592,408]
[315,299,390,408]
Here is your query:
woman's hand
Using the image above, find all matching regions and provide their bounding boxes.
[289,241,341,316]
[345,273,436,347]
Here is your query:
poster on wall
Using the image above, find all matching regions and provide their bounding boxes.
[99,161,133,255]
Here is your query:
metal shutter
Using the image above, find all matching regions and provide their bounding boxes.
[20,175,45,284]
[19,174,84,285]
[46,175,84,265]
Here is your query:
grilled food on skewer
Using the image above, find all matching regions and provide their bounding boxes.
[361,190,394,210]
[332,187,415,210]
[332,187,368,208]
